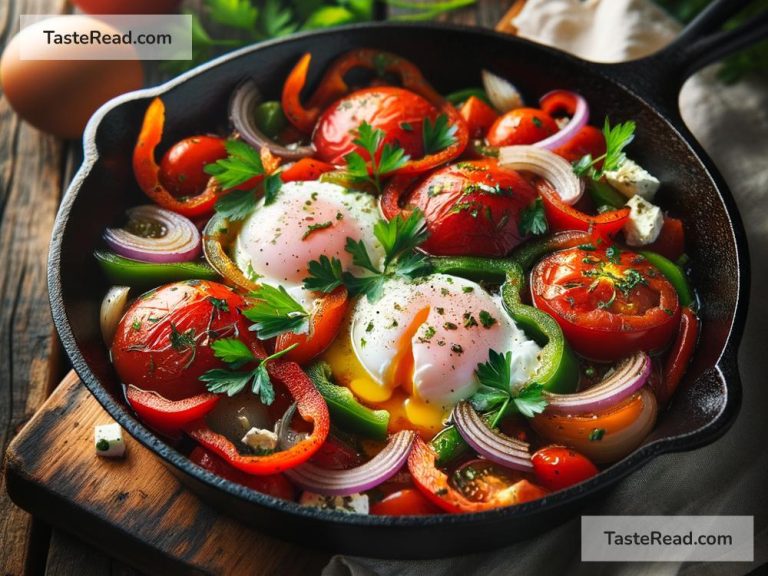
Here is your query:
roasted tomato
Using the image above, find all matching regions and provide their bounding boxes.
[312,86,438,165]
[530,246,680,361]
[158,135,227,198]
[459,96,499,139]
[531,446,599,491]
[553,125,606,164]
[371,488,443,516]
[486,108,559,147]
[111,280,253,400]
[385,159,538,256]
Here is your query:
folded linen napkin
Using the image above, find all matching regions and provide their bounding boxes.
[324,1,768,574]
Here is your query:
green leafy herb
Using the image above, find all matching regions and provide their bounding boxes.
[243,284,308,339]
[208,296,230,312]
[263,173,282,206]
[169,323,196,352]
[470,349,548,421]
[374,208,428,267]
[343,121,409,192]
[422,113,458,155]
[304,255,344,293]
[201,342,298,404]
[606,245,622,264]
[478,310,497,329]
[573,118,636,181]
[205,140,264,190]
[519,197,548,236]
[302,220,333,240]
[589,427,606,441]
[96,439,110,451]
[214,188,257,221]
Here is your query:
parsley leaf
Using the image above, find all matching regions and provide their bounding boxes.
[343,121,409,192]
[210,338,254,368]
[243,284,308,339]
[204,139,264,190]
[374,209,428,267]
[422,113,458,155]
[469,349,547,419]
[573,118,636,181]
[344,237,380,274]
[518,197,548,236]
[263,173,282,206]
[214,189,257,221]
[199,368,253,397]
[303,255,344,293]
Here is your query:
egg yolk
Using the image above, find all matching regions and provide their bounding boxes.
[321,314,448,438]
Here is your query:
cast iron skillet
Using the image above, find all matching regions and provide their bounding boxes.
[48,0,765,559]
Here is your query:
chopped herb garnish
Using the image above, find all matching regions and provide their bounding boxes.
[422,113,458,155]
[532,116,543,128]
[131,319,142,331]
[478,310,497,329]
[606,245,622,264]
[96,439,110,451]
[343,121,409,192]
[169,323,196,352]
[204,139,264,190]
[451,344,464,354]
[463,312,478,328]
[519,197,548,236]
[302,220,333,240]
[243,284,308,339]
[444,322,458,330]
[462,286,474,293]
[208,297,230,312]
[573,118,636,181]
[264,173,282,206]
[589,428,606,441]
[400,121,413,132]
[419,325,437,342]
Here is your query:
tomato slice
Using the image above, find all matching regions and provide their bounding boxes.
[370,488,443,516]
[275,287,349,365]
[459,96,499,139]
[530,246,681,361]
[487,108,558,147]
[531,446,599,491]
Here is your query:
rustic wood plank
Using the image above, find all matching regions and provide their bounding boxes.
[0,0,71,574]
[5,372,331,576]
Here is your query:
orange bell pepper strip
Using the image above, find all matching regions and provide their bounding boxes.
[133,98,219,218]
[275,287,349,365]
[186,351,330,475]
[280,158,335,182]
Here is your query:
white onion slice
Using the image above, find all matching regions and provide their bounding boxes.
[100,286,130,346]
[533,90,589,151]
[104,205,201,263]
[284,431,415,496]
[481,69,523,112]
[498,145,584,205]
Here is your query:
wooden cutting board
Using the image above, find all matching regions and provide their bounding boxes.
[4,371,331,576]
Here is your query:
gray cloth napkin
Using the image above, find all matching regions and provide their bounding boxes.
[322,1,768,574]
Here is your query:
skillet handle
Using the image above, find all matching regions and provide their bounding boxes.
[597,0,768,121]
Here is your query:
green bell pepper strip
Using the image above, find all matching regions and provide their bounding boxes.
[444,87,492,107]
[428,255,579,464]
[587,180,626,209]
[639,250,695,308]
[94,250,219,288]
[254,101,287,140]
[508,230,593,270]
[306,362,389,441]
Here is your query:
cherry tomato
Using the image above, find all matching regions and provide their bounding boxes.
[553,125,606,164]
[459,96,499,139]
[309,435,363,470]
[313,86,438,165]
[386,160,538,256]
[371,488,443,516]
[531,446,599,491]
[530,246,680,361]
[486,108,558,147]
[158,136,227,198]
[449,459,548,507]
[111,280,254,400]
[189,447,296,500]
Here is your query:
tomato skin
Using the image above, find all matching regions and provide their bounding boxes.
[280,158,335,182]
[371,488,443,516]
[189,447,297,501]
[399,159,538,256]
[459,96,499,139]
[111,281,254,401]
[530,247,680,361]
[531,446,599,491]
[645,217,685,262]
[158,136,227,198]
[313,86,438,165]
[486,108,558,147]
[553,125,606,164]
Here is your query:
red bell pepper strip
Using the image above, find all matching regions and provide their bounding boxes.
[133,98,219,218]
[280,158,335,182]
[280,50,469,174]
[407,437,548,514]
[657,307,699,406]
[646,216,685,262]
[538,181,630,241]
[186,354,330,475]
[189,447,297,501]
[126,386,220,433]
[275,287,349,365]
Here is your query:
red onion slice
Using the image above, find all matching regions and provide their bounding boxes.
[452,402,533,472]
[544,351,651,414]
[284,430,415,496]
[104,205,201,263]
[498,145,584,205]
[229,80,314,161]
[533,90,589,151]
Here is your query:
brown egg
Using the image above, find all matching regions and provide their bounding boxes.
[0,15,144,139]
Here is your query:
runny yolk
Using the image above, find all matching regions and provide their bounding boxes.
[320,308,448,437]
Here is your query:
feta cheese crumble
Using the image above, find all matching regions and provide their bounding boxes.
[94,422,126,458]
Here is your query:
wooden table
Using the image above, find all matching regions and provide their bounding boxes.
[0,0,524,574]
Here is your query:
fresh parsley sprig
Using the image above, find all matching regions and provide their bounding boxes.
[302,209,432,302]
[344,121,409,192]
[518,197,548,237]
[470,349,547,425]
[205,139,264,190]
[243,284,309,339]
[422,113,458,155]
[200,338,298,404]
[573,118,636,181]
